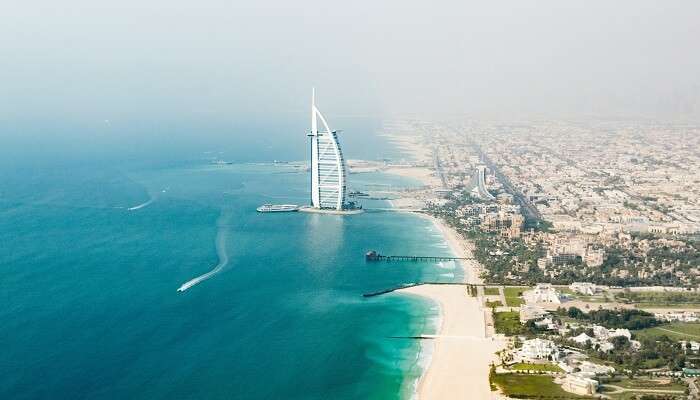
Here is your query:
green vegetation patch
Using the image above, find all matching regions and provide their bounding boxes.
[494,311,524,336]
[616,291,700,307]
[560,307,662,330]
[634,322,700,341]
[490,373,589,398]
[600,377,687,399]
[487,300,503,308]
[611,377,686,391]
[484,287,500,296]
[556,287,575,295]
[510,363,563,373]
[575,295,612,303]
[504,287,527,307]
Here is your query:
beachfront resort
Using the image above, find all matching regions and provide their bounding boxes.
[356,119,700,399]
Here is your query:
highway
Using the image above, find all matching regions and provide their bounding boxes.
[469,142,543,225]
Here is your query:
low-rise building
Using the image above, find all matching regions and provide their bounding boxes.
[572,333,593,345]
[578,361,615,375]
[592,326,631,341]
[655,311,700,323]
[534,316,558,330]
[523,283,561,304]
[561,373,599,395]
[518,338,558,361]
[519,304,548,323]
[569,282,601,296]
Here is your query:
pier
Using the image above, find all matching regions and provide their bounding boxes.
[365,250,471,262]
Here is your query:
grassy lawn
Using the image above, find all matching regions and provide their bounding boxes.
[493,311,524,336]
[634,322,700,341]
[639,303,700,309]
[504,287,527,307]
[556,286,575,295]
[491,373,590,398]
[611,377,686,391]
[510,362,563,373]
[616,291,700,307]
[486,300,503,308]
[575,295,612,303]
[600,390,641,400]
[600,377,687,399]
[641,358,666,369]
[484,287,500,296]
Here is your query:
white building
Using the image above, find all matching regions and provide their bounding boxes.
[598,342,615,352]
[569,282,605,296]
[308,89,348,210]
[655,311,700,323]
[518,338,558,361]
[578,361,615,375]
[592,325,631,341]
[519,304,548,323]
[572,333,593,345]
[561,373,599,395]
[534,316,558,330]
[523,283,561,304]
[609,329,631,340]
[629,286,688,293]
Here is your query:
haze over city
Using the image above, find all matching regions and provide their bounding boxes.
[3,1,699,123]
[2,2,700,400]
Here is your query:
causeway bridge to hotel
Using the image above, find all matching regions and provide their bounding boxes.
[363,207,426,213]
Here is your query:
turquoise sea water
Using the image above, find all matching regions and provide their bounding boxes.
[0,121,461,399]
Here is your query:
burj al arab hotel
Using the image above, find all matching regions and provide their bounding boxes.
[303,89,362,214]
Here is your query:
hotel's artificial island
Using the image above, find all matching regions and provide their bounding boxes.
[258,90,362,215]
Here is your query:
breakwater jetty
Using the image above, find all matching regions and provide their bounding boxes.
[362,282,469,297]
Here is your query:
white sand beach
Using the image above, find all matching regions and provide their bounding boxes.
[399,284,502,400]
[384,165,442,187]
[378,130,504,399]
[397,215,504,400]
[379,133,432,162]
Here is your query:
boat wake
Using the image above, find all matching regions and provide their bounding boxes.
[128,189,168,211]
[128,198,155,211]
[177,216,229,292]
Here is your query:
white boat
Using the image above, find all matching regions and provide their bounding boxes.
[256,204,299,213]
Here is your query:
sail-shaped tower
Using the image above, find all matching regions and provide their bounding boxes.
[307,89,348,210]
[465,165,496,201]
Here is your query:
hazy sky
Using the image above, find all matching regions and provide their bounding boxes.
[2,1,700,121]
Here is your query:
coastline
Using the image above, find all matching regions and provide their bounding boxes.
[399,284,501,400]
[398,216,500,400]
[379,131,502,399]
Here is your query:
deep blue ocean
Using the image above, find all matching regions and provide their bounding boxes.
[0,117,462,399]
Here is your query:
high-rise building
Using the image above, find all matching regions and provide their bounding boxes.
[307,89,348,210]
[465,165,496,201]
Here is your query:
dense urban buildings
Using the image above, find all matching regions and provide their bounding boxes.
[379,118,700,398]
[412,120,700,287]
